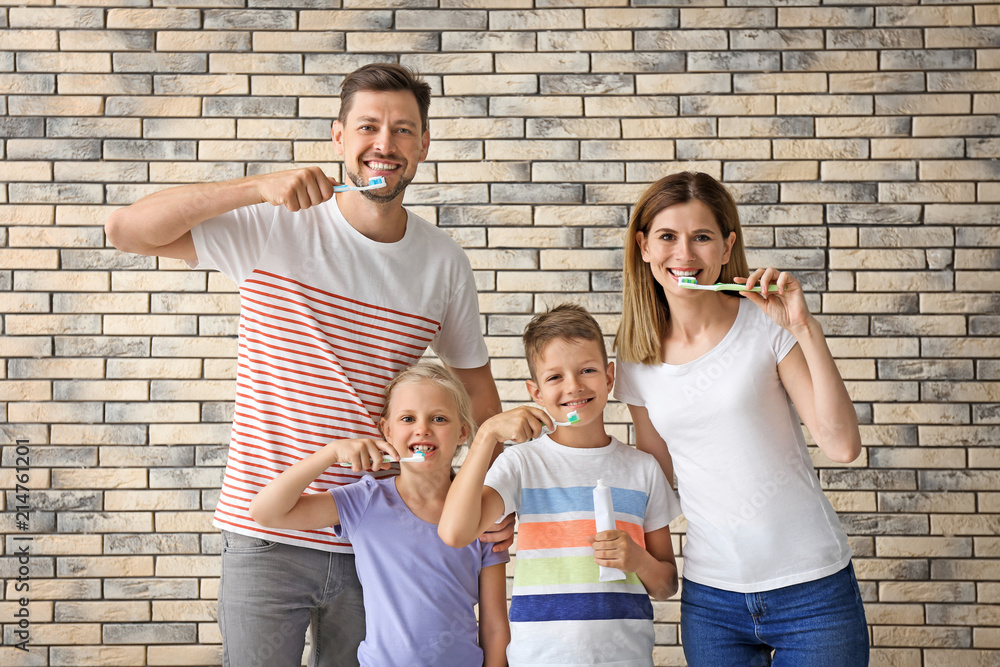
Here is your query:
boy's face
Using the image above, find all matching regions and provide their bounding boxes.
[526,337,614,426]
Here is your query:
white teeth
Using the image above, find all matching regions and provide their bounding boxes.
[412,445,434,453]
[670,269,698,277]
[367,162,399,171]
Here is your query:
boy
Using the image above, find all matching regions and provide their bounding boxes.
[439,304,680,666]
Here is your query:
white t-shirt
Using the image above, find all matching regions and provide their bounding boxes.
[615,299,852,593]
[485,436,681,667]
[191,196,488,552]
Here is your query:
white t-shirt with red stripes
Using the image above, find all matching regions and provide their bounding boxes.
[190,196,488,552]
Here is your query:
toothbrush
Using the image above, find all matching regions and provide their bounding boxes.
[677,276,780,293]
[337,450,425,467]
[541,410,581,435]
[505,410,580,444]
[333,176,386,192]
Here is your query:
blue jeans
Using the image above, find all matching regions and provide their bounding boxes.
[219,531,366,667]
[681,563,869,667]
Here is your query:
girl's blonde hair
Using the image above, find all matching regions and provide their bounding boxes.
[380,362,477,444]
[614,172,750,366]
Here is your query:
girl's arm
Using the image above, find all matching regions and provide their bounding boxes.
[741,267,862,464]
[627,405,674,485]
[249,438,391,530]
[478,563,510,667]
[439,406,549,548]
[590,526,678,601]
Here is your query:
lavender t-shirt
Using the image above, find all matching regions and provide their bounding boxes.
[330,476,509,667]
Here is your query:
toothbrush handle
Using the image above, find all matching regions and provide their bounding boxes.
[504,424,556,445]
[721,283,781,293]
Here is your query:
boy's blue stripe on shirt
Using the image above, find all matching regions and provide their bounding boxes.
[509,592,654,623]
[520,486,648,520]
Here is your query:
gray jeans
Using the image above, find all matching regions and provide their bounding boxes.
[219,531,365,667]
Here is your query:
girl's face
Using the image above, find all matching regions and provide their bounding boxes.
[635,199,736,296]
[380,380,468,464]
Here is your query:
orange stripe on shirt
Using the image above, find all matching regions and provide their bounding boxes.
[517,519,646,551]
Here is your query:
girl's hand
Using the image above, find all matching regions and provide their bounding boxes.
[737,267,814,335]
[327,437,402,472]
[476,406,552,447]
[588,530,644,573]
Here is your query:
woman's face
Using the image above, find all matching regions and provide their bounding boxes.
[635,199,736,296]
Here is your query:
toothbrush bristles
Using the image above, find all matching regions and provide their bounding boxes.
[566,410,580,424]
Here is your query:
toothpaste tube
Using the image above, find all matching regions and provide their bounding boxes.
[593,479,626,582]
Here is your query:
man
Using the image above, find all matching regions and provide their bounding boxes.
[106,64,509,667]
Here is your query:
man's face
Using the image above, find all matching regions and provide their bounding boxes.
[332,90,430,204]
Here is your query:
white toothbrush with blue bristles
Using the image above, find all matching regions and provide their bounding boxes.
[505,410,580,444]
[677,276,780,293]
[333,176,386,192]
[337,450,425,467]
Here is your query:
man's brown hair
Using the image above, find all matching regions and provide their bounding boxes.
[339,63,431,133]
[522,304,608,381]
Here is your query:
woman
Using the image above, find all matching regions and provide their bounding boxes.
[613,172,868,666]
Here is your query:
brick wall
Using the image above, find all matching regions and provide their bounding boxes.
[1,1,998,665]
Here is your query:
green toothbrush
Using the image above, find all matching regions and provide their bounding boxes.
[677,276,780,293]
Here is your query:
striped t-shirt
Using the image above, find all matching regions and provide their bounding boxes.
[191,196,488,552]
[485,436,681,667]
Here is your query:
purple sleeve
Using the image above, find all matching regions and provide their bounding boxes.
[329,476,378,540]
[481,541,510,569]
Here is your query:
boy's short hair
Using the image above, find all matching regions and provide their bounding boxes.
[522,303,608,380]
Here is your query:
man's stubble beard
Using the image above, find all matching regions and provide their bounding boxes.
[345,165,414,204]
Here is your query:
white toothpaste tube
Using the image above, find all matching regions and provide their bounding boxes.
[593,479,627,582]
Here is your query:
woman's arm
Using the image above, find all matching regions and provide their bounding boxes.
[742,267,862,464]
[478,563,510,667]
[778,335,862,464]
[627,405,674,485]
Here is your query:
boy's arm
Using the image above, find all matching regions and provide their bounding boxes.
[249,437,394,530]
[590,526,678,600]
[478,562,510,667]
[438,406,549,548]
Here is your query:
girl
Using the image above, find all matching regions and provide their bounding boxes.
[613,172,869,666]
[250,362,510,667]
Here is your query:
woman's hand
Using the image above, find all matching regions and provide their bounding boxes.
[737,267,814,335]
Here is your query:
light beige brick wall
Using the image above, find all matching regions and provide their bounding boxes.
[1,1,998,665]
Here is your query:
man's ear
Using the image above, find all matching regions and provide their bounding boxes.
[418,128,430,162]
[332,121,345,157]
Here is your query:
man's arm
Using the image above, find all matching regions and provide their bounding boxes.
[105,168,338,260]
[448,362,502,447]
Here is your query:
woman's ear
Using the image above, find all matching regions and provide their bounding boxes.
[722,231,736,265]
[636,230,650,262]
